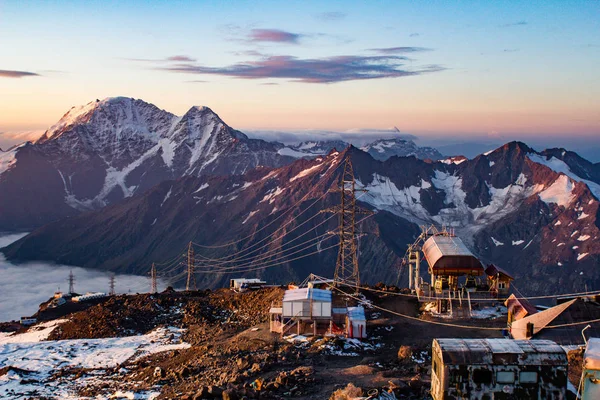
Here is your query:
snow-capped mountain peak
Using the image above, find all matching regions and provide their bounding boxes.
[361,137,443,161]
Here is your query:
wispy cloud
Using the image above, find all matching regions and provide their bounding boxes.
[159,54,444,84]
[409,33,420,37]
[186,80,208,84]
[125,55,197,63]
[247,29,303,44]
[166,55,196,62]
[315,11,346,21]
[369,46,431,54]
[500,21,527,28]
[0,69,40,78]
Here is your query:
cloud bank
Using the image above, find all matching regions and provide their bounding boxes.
[0,234,167,322]
[160,55,443,83]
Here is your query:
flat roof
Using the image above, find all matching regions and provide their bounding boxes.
[347,306,366,321]
[283,288,332,302]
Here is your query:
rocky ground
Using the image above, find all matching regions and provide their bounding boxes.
[0,286,585,399]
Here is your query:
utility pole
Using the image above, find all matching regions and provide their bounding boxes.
[186,242,197,291]
[68,270,75,294]
[150,263,157,293]
[109,274,116,296]
[322,156,373,293]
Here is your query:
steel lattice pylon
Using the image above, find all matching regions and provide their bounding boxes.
[323,157,372,293]
[186,242,197,291]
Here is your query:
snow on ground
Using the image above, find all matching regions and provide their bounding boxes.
[0,146,19,175]
[578,235,590,241]
[470,306,507,319]
[193,182,209,193]
[160,186,172,207]
[528,153,600,199]
[283,334,382,357]
[357,174,431,221]
[0,320,67,344]
[578,253,589,261]
[538,175,575,207]
[289,163,323,182]
[512,240,524,245]
[260,187,284,203]
[491,237,504,246]
[242,210,259,224]
[0,326,188,399]
[578,212,589,220]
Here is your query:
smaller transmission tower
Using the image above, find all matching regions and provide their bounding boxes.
[109,274,116,296]
[186,242,197,291]
[68,270,75,294]
[322,156,373,293]
[150,263,157,293]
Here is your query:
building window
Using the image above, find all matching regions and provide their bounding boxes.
[472,369,493,385]
[498,282,506,289]
[497,371,515,384]
[519,371,538,383]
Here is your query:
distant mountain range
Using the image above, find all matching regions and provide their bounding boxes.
[0,98,444,231]
[3,140,599,295]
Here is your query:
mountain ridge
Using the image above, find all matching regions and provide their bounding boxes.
[3,142,598,295]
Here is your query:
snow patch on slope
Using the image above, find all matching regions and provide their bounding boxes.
[0,326,189,398]
[0,146,21,175]
[358,174,431,221]
[538,175,575,207]
[528,154,600,199]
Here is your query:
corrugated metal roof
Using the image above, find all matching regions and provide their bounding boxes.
[422,235,483,274]
[283,288,332,302]
[434,338,567,366]
[347,306,366,321]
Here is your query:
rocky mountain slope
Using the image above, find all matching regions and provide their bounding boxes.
[3,143,599,295]
[0,97,293,231]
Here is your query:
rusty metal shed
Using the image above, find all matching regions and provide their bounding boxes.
[431,338,568,400]
[434,338,567,366]
[422,235,483,276]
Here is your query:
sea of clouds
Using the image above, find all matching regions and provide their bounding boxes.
[0,233,162,322]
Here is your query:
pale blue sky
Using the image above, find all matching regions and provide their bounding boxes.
[0,0,598,146]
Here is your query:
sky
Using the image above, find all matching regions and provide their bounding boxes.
[0,0,599,152]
